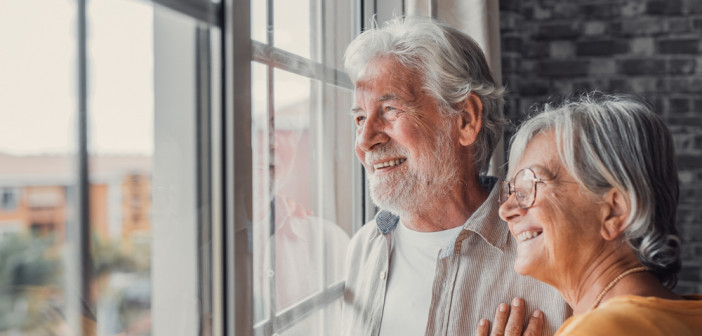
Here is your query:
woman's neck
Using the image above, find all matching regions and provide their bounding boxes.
[561,253,682,315]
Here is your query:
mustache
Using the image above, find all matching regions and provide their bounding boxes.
[364,144,409,167]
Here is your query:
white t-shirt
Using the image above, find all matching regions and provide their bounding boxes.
[378,222,463,336]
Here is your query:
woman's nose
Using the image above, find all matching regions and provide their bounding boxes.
[499,193,526,223]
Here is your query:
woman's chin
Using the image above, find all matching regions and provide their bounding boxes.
[513,257,542,278]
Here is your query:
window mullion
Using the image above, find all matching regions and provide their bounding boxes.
[251,41,353,89]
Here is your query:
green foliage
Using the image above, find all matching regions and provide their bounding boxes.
[0,232,151,333]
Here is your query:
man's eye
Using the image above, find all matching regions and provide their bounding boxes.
[384,106,400,121]
[355,115,366,126]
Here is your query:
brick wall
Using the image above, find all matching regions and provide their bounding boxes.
[500,0,702,294]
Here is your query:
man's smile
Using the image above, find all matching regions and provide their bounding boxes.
[372,158,407,171]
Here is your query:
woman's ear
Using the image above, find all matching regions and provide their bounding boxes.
[457,93,483,147]
[600,188,630,241]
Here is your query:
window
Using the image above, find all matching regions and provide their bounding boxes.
[0,0,365,335]
[248,0,359,335]
[1,188,19,212]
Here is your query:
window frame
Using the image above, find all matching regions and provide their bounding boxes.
[69,0,397,335]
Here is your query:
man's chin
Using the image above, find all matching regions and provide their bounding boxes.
[369,188,417,216]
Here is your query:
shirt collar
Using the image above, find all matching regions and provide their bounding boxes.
[455,176,510,253]
[374,176,505,245]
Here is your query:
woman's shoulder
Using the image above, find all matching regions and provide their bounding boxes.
[556,295,702,336]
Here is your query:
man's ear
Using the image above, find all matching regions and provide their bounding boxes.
[457,93,483,147]
[600,188,630,241]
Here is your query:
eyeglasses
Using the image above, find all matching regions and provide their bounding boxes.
[499,168,546,209]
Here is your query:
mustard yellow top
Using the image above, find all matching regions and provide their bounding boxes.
[556,295,702,336]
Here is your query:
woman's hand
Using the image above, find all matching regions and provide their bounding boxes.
[476,297,544,336]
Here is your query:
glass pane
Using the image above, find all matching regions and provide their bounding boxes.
[0,0,76,334]
[273,0,313,59]
[272,69,317,311]
[252,0,268,42]
[252,61,270,325]
[87,1,154,335]
[322,84,355,285]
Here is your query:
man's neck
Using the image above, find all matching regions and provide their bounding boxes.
[399,176,489,232]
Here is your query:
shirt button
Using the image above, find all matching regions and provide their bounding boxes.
[380,271,387,280]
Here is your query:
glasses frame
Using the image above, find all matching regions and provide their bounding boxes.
[499,168,547,209]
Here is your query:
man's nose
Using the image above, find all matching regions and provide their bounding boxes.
[356,115,389,152]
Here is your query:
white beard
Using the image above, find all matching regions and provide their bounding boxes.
[365,120,461,217]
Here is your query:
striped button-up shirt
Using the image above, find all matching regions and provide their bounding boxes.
[341,177,571,336]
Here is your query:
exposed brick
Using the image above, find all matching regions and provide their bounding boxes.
[609,79,631,92]
[551,3,578,19]
[535,23,582,40]
[576,39,629,56]
[676,283,696,294]
[694,18,702,31]
[629,77,659,92]
[670,97,693,113]
[581,3,619,18]
[499,0,521,12]
[550,80,575,96]
[518,79,550,96]
[583,21,607,36]
[531,5,553,20]
[668,17,692,33]
[521,60,538,73]
[680,185,702,200]
[677,154,702,170]
[618,18,666,36]
[538,60,590,77]
[669,58,697,74]
[589,59,617,75]
[618,59,667,75]
[503,36,522,53]
[678,266,701,282]
[688,0,702,14]
[549,41,575,58]
[500,12,521,32]
[502,57,521,74]
[500,0,702,292]
[622,1,647,17]
[523,41,549,58]
[658,38,701,54]
[661,77,702,93]
[647,0,684,15]
[630,37,655,55]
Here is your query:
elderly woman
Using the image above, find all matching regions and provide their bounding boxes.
[479,94,702,336]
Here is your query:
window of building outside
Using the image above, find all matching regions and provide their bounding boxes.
[0,0,360,335]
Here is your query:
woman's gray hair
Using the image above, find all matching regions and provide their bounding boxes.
[509,93,681,288]
[344,16,505,174]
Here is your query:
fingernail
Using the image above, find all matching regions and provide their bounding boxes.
[479,319,487,326]
[512,298,520,306]
[499,303,507,312]
[533,310,542,318]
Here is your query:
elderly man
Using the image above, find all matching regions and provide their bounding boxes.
[341,17,570,335]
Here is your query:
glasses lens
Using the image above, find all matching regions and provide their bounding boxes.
[499,181,510,204]
[514,169,536,208]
